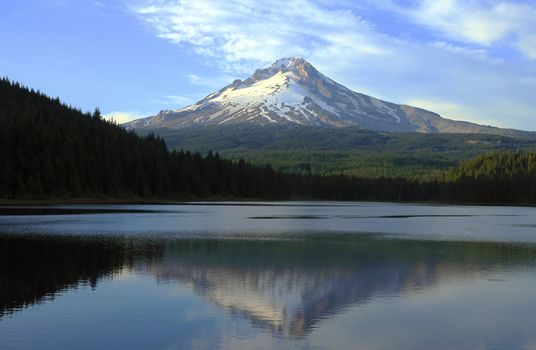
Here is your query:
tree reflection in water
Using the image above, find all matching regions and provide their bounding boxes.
[1,233,535,339]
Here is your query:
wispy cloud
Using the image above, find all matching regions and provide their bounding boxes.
[103,111,145,123]
[377,0,536,59]
[130,0,388,72]
[148,94,195,107]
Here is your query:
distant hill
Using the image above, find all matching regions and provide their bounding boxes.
[145,125,536,177]
[125,57,527,136]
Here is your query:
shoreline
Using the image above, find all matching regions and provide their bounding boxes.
[0,197,534,208]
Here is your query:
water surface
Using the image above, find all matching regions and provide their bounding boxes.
[1,202,536,349]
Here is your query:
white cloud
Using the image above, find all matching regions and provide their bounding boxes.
[161,95,192,105]
[518,34,536,59]
[430,41,490,60]
[103,111,145,123]
[148,94,197,108]
[383,0,536,59]
[130,0,389,72]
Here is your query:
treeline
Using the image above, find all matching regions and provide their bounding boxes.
[0,234,163,317]
[1,77,536,204]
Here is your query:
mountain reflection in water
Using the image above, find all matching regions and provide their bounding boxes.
[2,234,535,339]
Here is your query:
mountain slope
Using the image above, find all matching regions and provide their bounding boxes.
[126,57,503,134]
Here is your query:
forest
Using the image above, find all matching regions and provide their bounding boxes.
[2,77,536,204]
[150,124,536,178]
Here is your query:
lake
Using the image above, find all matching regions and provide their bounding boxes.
[1,202,536,350]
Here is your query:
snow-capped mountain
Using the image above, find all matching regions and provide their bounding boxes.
[125,57,494,133]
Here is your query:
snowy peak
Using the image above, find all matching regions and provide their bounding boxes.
[125,57,495,134]
[270,56,306,69]
[237,57,316,87]
[266,57,316,79]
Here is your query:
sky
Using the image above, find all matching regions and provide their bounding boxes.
[1,0,535,129]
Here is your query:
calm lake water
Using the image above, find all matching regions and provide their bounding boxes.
[1,202,536,350]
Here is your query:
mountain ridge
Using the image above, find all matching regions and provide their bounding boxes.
[125,57,508,134]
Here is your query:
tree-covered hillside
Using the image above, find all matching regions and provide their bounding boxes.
[441,151,536,203]
[150,125,536,178]
[0,78,297,199]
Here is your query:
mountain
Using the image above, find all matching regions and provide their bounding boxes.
[126,57,501,133]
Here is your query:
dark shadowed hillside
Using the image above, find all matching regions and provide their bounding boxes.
[0,78,298,199]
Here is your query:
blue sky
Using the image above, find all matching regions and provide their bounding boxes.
[1,0,535,129]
